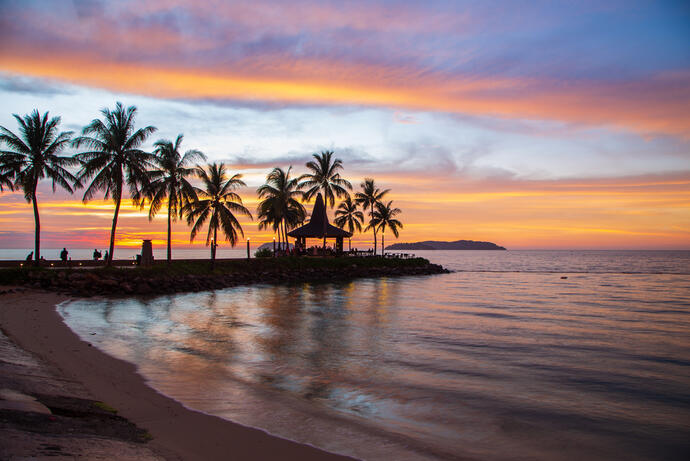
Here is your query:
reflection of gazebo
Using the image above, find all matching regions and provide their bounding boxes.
[288,193,352,254]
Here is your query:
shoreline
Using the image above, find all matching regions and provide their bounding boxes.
[0,288,356,461]
[0,256,449,297]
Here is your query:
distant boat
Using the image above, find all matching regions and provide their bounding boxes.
[386,240,506,250]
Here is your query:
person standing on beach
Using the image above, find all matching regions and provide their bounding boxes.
[25,251,33,262]
[60,248,68,262]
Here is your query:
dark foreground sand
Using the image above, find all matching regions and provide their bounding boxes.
[0,288,356,461]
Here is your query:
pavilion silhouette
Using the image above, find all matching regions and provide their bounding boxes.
[288,193,351,254]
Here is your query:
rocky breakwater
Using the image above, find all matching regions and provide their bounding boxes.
[7,258,449,297]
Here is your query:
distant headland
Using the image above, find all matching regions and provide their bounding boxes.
[386,240,506,250]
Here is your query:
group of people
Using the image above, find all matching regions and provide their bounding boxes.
[24,248,108,262]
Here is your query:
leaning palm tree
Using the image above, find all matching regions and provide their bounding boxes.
[334,196,363,251]
[257,166,305,252]
[183,163,252,268]
[72,102,157,265]
[298,150,352,250]
[366,200,402,257]
[355,178,389,255]
[147,134,206,263]
[0,110,77,265]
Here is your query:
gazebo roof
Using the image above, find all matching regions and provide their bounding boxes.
[288,193,352,238]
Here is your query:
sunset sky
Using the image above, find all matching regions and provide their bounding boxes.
[1,0,689,251]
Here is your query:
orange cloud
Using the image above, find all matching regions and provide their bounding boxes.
[1,48,689,137]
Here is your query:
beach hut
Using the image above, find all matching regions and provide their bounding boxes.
[288,193,352,255]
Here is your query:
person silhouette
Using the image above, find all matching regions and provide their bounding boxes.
[60,248,68,262]
[104,250,109,262]
[93,248,101,260]
[26,251,33,262]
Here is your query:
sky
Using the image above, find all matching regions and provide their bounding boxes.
[0,0,689,250]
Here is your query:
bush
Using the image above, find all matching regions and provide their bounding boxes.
[254,248,273,258]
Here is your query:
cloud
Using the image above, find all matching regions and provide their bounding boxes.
[2,171,688,250]
[0,73,73,96]
[1,1,688,137]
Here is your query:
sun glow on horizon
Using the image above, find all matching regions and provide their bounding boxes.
[1,173,688,251]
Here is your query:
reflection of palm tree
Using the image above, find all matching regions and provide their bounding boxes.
[183,163,252,268]
[0,110,77,265]
[298,151,352,251]
[366,201,402,256]
[148,134,206,262]
[355,178,389,255]
[257,167,305,251]
[334,196,363,251]
[73,102,157,265]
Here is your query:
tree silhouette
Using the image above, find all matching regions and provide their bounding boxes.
[0,110,77,265]
[257,166,305,252]
[183,163,252,268]
[334,196,363,251]
[73,102,157,265]
[298,151,352,251]
[355,178,389,255]
[147,134,206,263]
[366,200,402,256]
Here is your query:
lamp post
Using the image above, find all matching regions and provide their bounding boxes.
[247,238,250,259]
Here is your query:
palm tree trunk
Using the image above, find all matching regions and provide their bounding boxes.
[211,226,217,270]
[31,189,40,266]
[348,238,351,251]
[278,222,282,252]
[167,199,172,263]
[381,230,385,257]
[276,228,280,254]
[108,191,122,266]
[283,220,289,252]
[281,220,285,252]
[371,204,377,256]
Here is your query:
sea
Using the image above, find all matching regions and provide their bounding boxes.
[51,250,689,460]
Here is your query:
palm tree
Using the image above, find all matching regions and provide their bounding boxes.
[334,196,363,251]
[147,134,206,263]
[72,102,157,265]
[0,110,77,265]
[366,201,402,257]
[298,150,352,250]
[355,178,389,255]
[257,167,305,252]
[183,163,252,268]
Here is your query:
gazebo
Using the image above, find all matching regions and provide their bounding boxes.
[288,193,352,254]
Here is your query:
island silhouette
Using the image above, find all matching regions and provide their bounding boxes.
[386,240,506,250]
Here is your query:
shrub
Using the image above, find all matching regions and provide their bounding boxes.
[254,248,273,258]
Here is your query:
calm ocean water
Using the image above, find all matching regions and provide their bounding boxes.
[58,251,690,460]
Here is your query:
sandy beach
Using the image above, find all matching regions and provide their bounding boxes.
[0,288,356,461]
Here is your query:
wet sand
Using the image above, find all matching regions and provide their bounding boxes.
[0,288,356,461]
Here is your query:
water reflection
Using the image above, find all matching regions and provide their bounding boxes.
[60,270,690,461]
